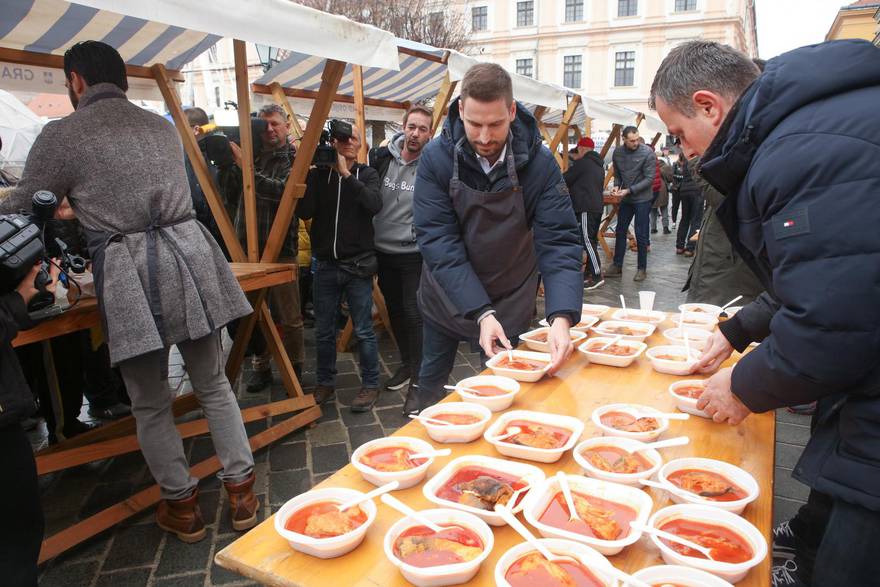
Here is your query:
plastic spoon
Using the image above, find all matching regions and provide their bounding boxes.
[486,426,523,442]
[598,334,624,351]
[622,436,690,454]
[380,493,444,532]
[620,294,628,318]
[408,448,452,460]
[629,521,717,561]
[408,414,453,426]
[556,472,582,523]
[639,478,705,501]
[337,480,399,512]
[623,409,690,421]
[719,295,743,313]
[444,384,500,397]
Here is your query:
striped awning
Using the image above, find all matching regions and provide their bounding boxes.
[0,0,220,70]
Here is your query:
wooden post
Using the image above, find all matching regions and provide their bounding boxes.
[431,73,458,134]
[650,132,662,148]
[549,96,581,172]
[269,82,304,139]
[152,64,245,262]
[352,65,369,163]
[572,125,582,144]
[584,117,592,139]
[534,107,563,168]
[598,123,621,160]
[233,40,259,261]
[635,112,646,127]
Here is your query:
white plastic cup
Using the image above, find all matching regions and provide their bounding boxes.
[639,291,656,313]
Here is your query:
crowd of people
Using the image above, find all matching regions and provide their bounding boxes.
[0,34,878,587]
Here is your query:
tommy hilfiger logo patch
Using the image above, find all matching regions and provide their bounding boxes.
[773,207,810,240]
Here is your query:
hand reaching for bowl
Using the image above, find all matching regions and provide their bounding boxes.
[696,367,752,425]
[691,330,734,373]
[479,313,512,358]
[546,316,573,375]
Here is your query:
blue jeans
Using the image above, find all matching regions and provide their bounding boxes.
[313,260,379,388]
[613,200,651,270]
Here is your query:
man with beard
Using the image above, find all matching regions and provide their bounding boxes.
[369,105,433,404]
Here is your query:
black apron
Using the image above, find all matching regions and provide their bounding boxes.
[418,139,539,340]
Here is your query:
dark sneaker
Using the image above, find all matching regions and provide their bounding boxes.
[772,520,800,561]
[351,387,380,412]
[772,560,807,587]
[650,228,658,234]
[605,265,622,278]
[786,402,816,416]
[663,228,672,234]
[313,385,336,405]
[88,402,132,420]
[633,269,647,282]
[384,366,411,391]
[245,367,273,393]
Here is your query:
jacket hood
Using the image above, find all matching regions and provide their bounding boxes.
[443,97,543,171]
[387,132,405,162]
[582,150,603,167]
[701,40,880,196]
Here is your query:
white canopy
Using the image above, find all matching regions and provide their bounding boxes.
[0,89,44,176]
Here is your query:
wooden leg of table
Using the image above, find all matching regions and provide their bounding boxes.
[599,205,619,261]
[41,340,64,441]
[37,404,322,564]
[371,280,396,350]
[36,396,317,475]
[225,288,269,383]
[336,318,354,353]
[258,304,304,399]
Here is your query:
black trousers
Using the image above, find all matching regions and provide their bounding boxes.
[577,211,602,280]
[0,423,43,586]
[376,252,423,383]
[671,190,681,223]
[676,194,704,251]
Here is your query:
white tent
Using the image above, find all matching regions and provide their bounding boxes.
[0,89,44,177]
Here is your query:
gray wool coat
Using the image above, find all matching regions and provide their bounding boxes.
[0,83,252,365]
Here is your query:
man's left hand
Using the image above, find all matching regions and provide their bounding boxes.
[546,316,573,375]
[229,141,243,167]
[696,367,753,425]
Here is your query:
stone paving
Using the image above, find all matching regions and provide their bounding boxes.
[33,229,809,586]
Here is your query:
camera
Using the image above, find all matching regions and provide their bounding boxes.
[202,117,269,167]
[312,119,353,169]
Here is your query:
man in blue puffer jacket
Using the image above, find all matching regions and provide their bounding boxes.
[409,63,583,415]
[651,40,880,586]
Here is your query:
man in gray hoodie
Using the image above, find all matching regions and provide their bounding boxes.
[369,105,433,404]
[607,126,656,281]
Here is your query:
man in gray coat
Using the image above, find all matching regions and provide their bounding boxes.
[607,126,656,281]
[0,42,257,543]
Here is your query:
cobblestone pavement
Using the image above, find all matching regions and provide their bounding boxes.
[33,229,808,586]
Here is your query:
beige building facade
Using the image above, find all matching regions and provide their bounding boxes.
[447,0,757,114]
[825,0,880,42]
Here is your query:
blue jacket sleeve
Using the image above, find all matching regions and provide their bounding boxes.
[413,142,492,318]
[730,133,880,412]
[531,151,583,326]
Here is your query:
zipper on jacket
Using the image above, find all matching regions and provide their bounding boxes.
[332,167,359,260]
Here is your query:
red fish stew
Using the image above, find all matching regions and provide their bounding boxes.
[672,384,705,399]
[284,500,367,539]
[495,356,548,371]
[505,552,606,587]
[431,412,482,425]
[500,420,572,449]
[393,524,483,568]
[359,446,427,472]
[666,469,749,502]
[658,518,754,563]
[435,466,529,510]
[599,411,660,432]
[462,384,510,397]
[539,491,637,541]
[582,445,653,474]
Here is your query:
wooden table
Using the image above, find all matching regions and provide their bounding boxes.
[216,313,774,586]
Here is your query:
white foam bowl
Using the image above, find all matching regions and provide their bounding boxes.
[383,508,494,587]
[483,409,585,463]
[662,327,711,351]
[582,304,611,317]
[274,487,378,559]
[485,350,552,383]
[350,436,436,489]
[679,303,723,316]
[647,504,767,583]
[539,315,600,331]
[592,403,669,442]
[495,539,617,587]
[670,312,718,332]
[590,320,656,342]
[611,308,667,325]
[521,474,653,555]
[669,379,711,418]
[573,436,663,486]
[422,455,546,526]
[646,345,701,375]
[657,457,760,515]
[417,402,493,444]
[632,565,734,587]
[578,337,647,367]
[520,326,587,353]
[455,375,521,412]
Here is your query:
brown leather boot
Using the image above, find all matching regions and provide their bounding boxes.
[156,489,206,543]
[224,472,259,531]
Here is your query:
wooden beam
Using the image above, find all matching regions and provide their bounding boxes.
[258,304,305,398]
[431,73,458,134]
[37,405,322,564]
[635,112,646,127]
[352,65,368,163]
[36,396,316,475]
[252,83,409,111]
[260,59,346,264]
[549,95,581,152]
[0,47,183,81]
[572,125,582,144]
[233,40,259,262]
[153,64,245,262]
[397,46,446,64]
[598,124,622,160]
[650,132,662,149]
[584,117,592,138]
[269,82,304,140]
[225,288,268,383]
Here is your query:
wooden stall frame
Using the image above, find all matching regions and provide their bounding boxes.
[233,39,259,261]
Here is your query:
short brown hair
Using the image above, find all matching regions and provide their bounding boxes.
[460,63,513,107]
[403,105,433,127]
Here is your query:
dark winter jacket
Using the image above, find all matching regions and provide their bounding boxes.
[612,142,655,203]
[673,158,701,199]
[564,150,605,214]
[299,163,382,262]
[413,98,583,326]
[653,160,672,209]
[0,292,34,428]
[700,40,880,511]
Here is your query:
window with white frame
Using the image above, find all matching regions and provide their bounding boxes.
[516,1,534,27]
[516,58,534,78]
[564,0,584,22]
[472,6,488,31]
[563,55,582,88]
[614,51,635,86]
[617,0,638,17]
[674,0,697,11]
[428,11,444,29]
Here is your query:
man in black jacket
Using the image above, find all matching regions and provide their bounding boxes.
[652,39,880,586]
[564,137,605,290]
[298,123,383,412]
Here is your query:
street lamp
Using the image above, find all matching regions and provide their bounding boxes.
[255,44,281,73]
